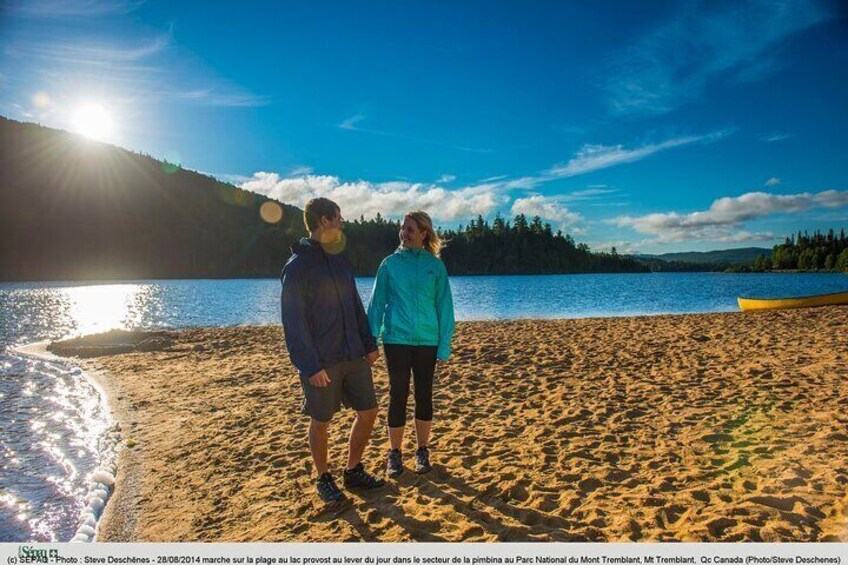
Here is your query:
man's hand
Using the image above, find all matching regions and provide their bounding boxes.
[366,349,380,366]
[309,369,331,388]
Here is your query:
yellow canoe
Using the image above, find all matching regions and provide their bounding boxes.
[737,290,848,312]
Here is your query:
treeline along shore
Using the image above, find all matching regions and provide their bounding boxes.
[749,230,848,273]
[1,117,648,281]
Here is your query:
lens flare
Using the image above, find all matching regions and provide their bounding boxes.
[259,201,283,224]
[33,92,51,109]
[162,152,181,175]
[319,228,346,255]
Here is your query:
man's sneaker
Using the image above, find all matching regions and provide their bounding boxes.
[415,446,432,474]
[316,472,346,503]
[386,448,403,478]
[343,463,387,489]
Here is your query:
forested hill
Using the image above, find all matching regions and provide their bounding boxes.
[636,247,771,266]
[0,117,306,280]
[1,117,646,281]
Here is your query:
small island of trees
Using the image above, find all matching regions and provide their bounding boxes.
[751,229,848,273]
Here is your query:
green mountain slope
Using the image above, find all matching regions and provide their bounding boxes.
[1,117,306,280]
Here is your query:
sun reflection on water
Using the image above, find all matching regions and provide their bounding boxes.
[64,284,141,336]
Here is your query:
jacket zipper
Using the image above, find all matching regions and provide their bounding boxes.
[323,252,350,357]
[414,251,420,345]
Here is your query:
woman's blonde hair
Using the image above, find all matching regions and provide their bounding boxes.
[405,211,444,257]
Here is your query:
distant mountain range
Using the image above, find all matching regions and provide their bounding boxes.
[633,248,771,265]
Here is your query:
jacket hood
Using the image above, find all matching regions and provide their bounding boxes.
[395,246,430,256]
[290,237,324,255]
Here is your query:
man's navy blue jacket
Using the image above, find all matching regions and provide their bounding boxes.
[281,238,377,378]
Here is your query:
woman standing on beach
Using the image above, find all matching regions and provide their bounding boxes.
[367,211,455,478]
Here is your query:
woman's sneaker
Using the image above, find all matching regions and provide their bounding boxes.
[415,446,431,474]
[343,463,386,489]
[386,448,403,478]
[316,472,346,503]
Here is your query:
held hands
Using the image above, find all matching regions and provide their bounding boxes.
[366,349,380,366]
[309,369,331,388]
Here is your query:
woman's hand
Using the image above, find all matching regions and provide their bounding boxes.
[366,349,380,365]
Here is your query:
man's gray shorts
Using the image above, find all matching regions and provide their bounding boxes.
[299,358,377,422]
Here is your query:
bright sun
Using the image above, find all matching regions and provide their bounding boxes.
[71,104,114,141]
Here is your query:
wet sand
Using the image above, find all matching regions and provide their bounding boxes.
[53,307,848,542]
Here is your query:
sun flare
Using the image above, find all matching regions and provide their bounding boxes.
[71,104,114,141]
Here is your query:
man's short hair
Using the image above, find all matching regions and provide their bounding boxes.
[303,198,340,231]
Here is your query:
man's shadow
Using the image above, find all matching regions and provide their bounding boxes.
[310,482,446,541]
[310,464,594,541]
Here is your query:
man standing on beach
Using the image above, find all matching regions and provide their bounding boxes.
[281,197,386,503]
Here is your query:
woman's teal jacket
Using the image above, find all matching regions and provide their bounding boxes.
[367,247,455,361]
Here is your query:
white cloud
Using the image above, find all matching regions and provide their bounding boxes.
[612,189,848,242]
[559,187,619,202]
[11,0,141,18]
[171,88,270,107]
[289,165,314,177]
[240,172,506,222]
[765,177,781,186]
[339,114,365,130]
[236,127,731,233]
[453,131,730,199]
[608,1,831,115]
[204,172,251,185]
[500,176,541,190]
[547,131,730,178]
[510,195,584,233]
[19,33,172,66]
[5,20,268,112]
[763,132,793,143]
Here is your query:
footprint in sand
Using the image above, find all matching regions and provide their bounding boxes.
[660,504,686,526]
[508,482,530,502]
[741,480,757,492]
[604,469,631,483]
[578,477,604,492]
[749,495,800,512]
[701,433,734,444]
[691,490,710,503]
[707,517,737,537]
[782,477,806,488]
[532,496,559,513]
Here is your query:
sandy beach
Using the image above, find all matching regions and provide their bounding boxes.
[50,307,848,542]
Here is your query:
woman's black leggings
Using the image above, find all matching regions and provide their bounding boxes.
[384,344,437,428]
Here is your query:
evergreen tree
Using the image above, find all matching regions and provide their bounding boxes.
[753,226,848,272]
[837,249,848,273]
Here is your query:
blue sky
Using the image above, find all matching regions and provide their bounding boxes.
[2,0,847,253]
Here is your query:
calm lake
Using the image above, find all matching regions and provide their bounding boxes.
[1,271,847,542]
